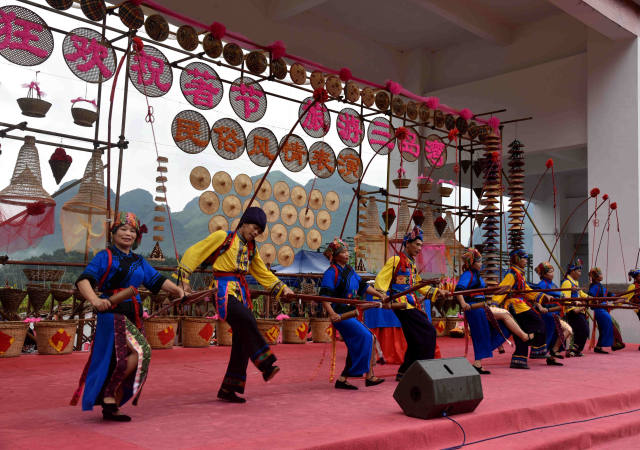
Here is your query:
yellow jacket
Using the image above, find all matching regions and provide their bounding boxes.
[492,266,540,314]
[560,275,587,313]
[374,255,438,309]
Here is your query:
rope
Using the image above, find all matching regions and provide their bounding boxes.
[615,209,627,280]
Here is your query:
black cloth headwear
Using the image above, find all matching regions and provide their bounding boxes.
[238,206,267,232]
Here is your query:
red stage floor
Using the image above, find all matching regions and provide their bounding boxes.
[2,337,640,449]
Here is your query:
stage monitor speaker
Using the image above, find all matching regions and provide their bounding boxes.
[393,357,483,419]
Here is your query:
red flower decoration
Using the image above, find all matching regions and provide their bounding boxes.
[602,194,609,201]
[132,37,144,52]
[139,224,148,234]
[339,67,352,82]
[611,202,617,210]
[26,201,46,216]
[590,187,600,197]
[50,147,72,163]
[267,40,286,60]
[395,127,409,140]
[545,158,553,168]
[447,128,459,142]
[313,87,329,103]
[384,208,396,217]
[210,21,226,39]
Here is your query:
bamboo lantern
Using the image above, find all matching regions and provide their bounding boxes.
[479,133,502,286]
[151,156,168,260]
[507,139,525,251]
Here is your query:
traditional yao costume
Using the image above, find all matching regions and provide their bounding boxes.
[71,212,162,415]
[587,267,624,352]
[174,207,286,402]
[374,227,439,380]
[560,261,590,356]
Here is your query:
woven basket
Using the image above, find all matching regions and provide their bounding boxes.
[0,288,26,317]
[26,286,50,314]
[51,288,73,304]
[17,98,52,118]
[392,178,411,189]
[256,319,281,345]
[34,320,78,355]
[144,317,179,349]
[310,318,333,343]
[23,268,64,282]
[71,106,98,127]
[0,322,29,358]
[181,317,215,348]
[216,320,233,346]
[282,318,309,344]
[418,181,432,193]
[439,186,454,197]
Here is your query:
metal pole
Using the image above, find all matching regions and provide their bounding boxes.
[113,34,133,221]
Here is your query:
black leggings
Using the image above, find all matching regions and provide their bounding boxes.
[394,308,436,374]
[566,310,589,353]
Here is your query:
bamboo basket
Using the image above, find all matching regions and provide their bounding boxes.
[392,178,411,189]
[26,286,50,315]
[144,317,179,349]
[216,319,233,346]
[256,319,281,345]
[418,181,432,193]
[0,288,26,317]
[282,318,309,344]
[23,268,64,282]
[0,321,29,357]
[181,317,215,348]
[34,320,78,354]
[439,186,454,197]
[310,318,333,343]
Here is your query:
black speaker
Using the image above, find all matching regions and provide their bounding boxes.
[393,357,483,419]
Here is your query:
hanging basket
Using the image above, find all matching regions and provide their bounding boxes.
[216,319,233,346]
[34,320,77,354]
[23,268,64,282]
[282,318,309,344]
[256,319,281,345]
[418,181,432,193]
[71,106,98,127]
[0,322,29,358]
[144,316,179,349]
[26,286,50,315]
[17,97,52,118]
[0,288,26,318]
[310,317,333,343]
[392,178,411,189]
[439,186,454,197]
[181,317,215,348]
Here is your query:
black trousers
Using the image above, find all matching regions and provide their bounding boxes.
[394,308,436,375]
[221,296,276,394]
[512,309,546,362]
[566,310,589,353]
[341,353,352,378]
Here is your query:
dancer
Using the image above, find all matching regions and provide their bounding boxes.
[374,226,449,381]
[319,238,386,389]
[587,267,624,353]
[493,249,561,369]
[560,260,590,357]
[455,248,535,374]
[533,262,573,360]
[624,269,640,350]
[71,212,184,421]
[175,207,294,403]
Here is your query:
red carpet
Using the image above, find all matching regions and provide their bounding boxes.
[2,338,640,449]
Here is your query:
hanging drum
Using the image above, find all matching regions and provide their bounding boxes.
[222,195,242,218]
[406,101,418,121]
[223,42,243,66]
[46,0,73,10]
[212,171,232,194]
[0,5,54,66]
[245,51,267,75]
[325,75,342,97]
[337,108,364,147]
[277,245,294,267]
[367,117,395,155]
[291,186,307,207]
[233,174,252,197]
[270,223,287,245]
[299,209,315,229]
[310,71,324,90]
[129,45,173,97]
[208,215,228,233]
[246,128,278,167]
[270,58,287,80]
[308,189,323,210]
[281,204,298,226]
[419,103,430,124]
[119,1,144,30]
[259,243,276,264]
[176,25,198,51]
[316,210,331,231]
[263,200,280,223]
[199,191,219,215]
[345,81,360,103]
[375,90,390,111]
[456,116,469,135]
[306,229,322,250]
[255,179,272,200]
[189,166,211,190]
[336,148,362,184]
[273,181,290,202]
[299,97,330,138]
[289,227,305,248]
[289,62,306,85]
[80,0,106,21]
[279,134,308,172]
[229,76,266,122]
[255,224,268,243]
[171,110,210,154]
[62,27,116,83]
[424,134,447,169]
[398,127,421,162]
[325,191,340,211]
[211,118,246,160]
[433,110,445,128]
[361,87,374,107]
[180,62,223,110]
[144,14,169,42]
[308,142,336,178]
[202,33,222,58]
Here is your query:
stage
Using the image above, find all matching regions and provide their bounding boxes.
[2,337,640,449]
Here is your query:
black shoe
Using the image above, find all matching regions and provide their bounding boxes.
[612,343,625,351]
[365,377,385,387]
[102,403,132,422]
[546,358,563,366]
[395,373,404,382]
[575,351,584,357]
[217,388,246,403]
[335,379,358,390]
[550,350,564,359]
[262,365,280,382]
[498,346,506,354]
[473,365,491,374]
[594,347,609,354]
[510,364,530,370]
[376,357,386,365]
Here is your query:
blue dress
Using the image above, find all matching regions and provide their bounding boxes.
[320,264,373,377]
[72,246,166,411]
[588,282,614,348]
[533,278,564,351]
[455,269,510,360]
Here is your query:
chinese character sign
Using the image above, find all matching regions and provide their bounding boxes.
[337,148,362,184]
[309,142,336,179]
[399,127,420,162]
[229,77,267,122]
[62,28,116,83]
[211,117,246,160]
[129,45,173,97]
[171,110,210,154]
[424,134,447,168]
[0,5,53,66]
[279,134,308,172]
[246,127,277,167]
[180,62,223,110]
[337,108,364,147]
[367,117,395,155]
[299,97,330,138]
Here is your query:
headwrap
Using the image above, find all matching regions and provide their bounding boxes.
[588,267,602,280]
[238,206,267,233]
[534,261,554,278]
[402,226,423,246]
[327,238,348,257]
[509,248,528,263]
[566,258,582,273]
[111,211,146,250]
[629,269,640,281]
[461,247,481,271]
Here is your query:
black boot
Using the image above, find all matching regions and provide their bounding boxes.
[262,365,280,382]
[217,388,247,403]
[101,402,131,422]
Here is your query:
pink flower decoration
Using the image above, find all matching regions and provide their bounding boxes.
[385,80,402,95]
[143,311,149,318]
[459,108,473,120]
[268,40,286,60]
[339,67,352,82]
[397,167,406,177]
[426,97,439,109]
[488,116,500,131]
[210,22,226,39]
[276,314,290,321]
